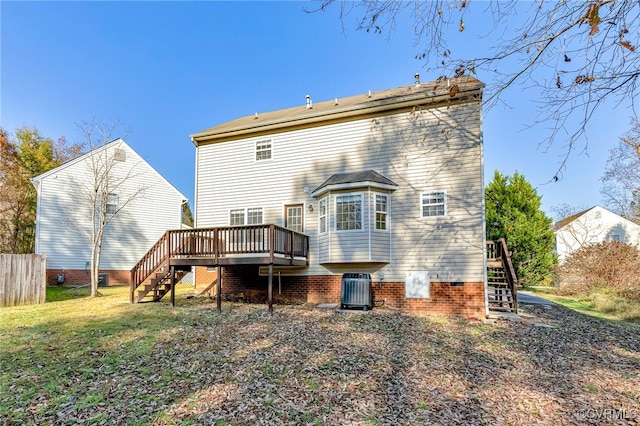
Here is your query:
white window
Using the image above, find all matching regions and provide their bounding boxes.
[375,194,389,230]
[255,139,272,161]
[229,209,245,226]
[230,208,263,226]
[247,208,263,225]
[335,194,362,231]
[421,191,446,218]
[319,198,328,234]
[285,205,303,233]
[106,193,118,215]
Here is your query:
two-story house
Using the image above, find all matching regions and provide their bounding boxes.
[184,75,487,317]
[32,139,187,285]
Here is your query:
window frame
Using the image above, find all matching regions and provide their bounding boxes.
[421,191,447,218]
[334,193,364,232]
[246,207,263,225]
[229,207,264,226]
[374,193,389,231]
[106,193,118,215]
[318,197,328,234]
[229,208,246,226]
[255,139,272,162]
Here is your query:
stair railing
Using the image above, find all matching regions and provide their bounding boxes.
[496,238,518,314]
[130,231,170,303]
[131,225,311,303]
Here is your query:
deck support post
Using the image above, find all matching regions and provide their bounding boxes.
[216,266,222,313]
[268,264,273,315]
[130,270,134,304]
[170,266,176,307]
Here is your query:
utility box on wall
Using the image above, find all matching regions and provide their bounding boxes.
[405,270,430,298]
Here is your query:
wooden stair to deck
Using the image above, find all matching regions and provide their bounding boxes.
[134,263,186,303]
[486,238,518,314]
[487,266,516,313]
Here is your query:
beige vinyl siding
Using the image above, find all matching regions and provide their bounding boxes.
[370,233,391,263]
[195,101,483,282]
[330,192,368,262]
[34,142,185,272]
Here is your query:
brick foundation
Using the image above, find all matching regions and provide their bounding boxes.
[219,267,486,318]
[46,269,130,286]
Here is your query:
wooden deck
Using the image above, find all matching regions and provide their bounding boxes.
[130,225,309,310]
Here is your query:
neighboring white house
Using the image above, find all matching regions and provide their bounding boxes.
[188,75,487,317]
[554,205,640,262]
[31,139,187,285]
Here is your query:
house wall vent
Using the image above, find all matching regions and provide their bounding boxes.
[340,273,373,310]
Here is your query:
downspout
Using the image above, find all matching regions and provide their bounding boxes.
[368,188,372,261]
[388,189,392,263]
[480,107,489,318]
[191,139,200,286]
[31,178,42,254]
[192,140,200,228]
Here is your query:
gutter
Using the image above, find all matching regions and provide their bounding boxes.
[191,84,483,145]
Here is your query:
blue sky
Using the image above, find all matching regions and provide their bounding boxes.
[1,1,632,219]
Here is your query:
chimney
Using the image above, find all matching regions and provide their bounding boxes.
[306,95,312,109]
[415,73,420,86]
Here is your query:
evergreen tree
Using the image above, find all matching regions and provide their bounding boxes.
[182,202,194,227]
[485,170,557,286]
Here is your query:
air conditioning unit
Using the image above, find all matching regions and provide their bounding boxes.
[98,273,109,287]
[340,273,374,310]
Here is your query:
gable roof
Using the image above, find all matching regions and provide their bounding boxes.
[31,138,187,202]
[191,75,484,145]
[311,170,398,197]
[553,207,595,231]
[553,205,640,232]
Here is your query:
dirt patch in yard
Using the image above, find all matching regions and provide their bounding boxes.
[2,294,639,425]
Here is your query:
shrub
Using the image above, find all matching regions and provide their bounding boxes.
[556,241,640,295]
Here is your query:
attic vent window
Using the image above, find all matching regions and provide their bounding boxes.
[114,148,126,162]
[255,139,272,161]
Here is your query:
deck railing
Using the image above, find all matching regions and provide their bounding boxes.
[130,225,309,300]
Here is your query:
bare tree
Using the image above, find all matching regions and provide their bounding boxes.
[601,118,640,222]
[314,0,640,179]
[68,121,147,296]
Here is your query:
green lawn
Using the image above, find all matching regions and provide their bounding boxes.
[1,285,639,425]
[526,287,640,323]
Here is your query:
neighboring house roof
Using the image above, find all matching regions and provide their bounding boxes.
[190,75,484,145]
[553,205,640,233]
[553,207,595,232]
[311,170,398,197]
[31,138,187,202]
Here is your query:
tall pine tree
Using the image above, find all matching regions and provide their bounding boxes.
[485,171,557,286]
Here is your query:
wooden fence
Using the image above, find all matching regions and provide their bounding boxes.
[0,254,47,307]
